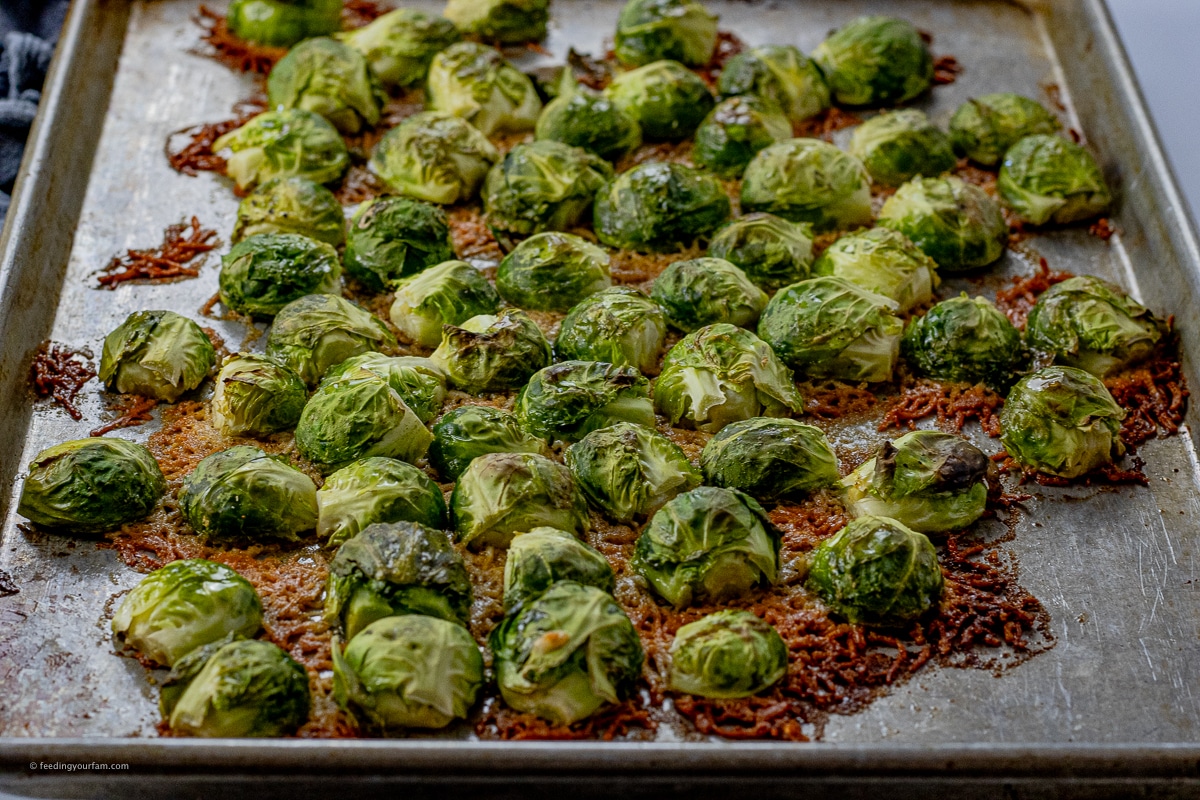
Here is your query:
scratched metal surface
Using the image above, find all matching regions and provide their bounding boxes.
[1,0,1200,760]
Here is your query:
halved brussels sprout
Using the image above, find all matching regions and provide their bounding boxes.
[877,175,1008,271]
[212,108,348,192]
[700,417,839,502]
[651,257,768,331]
[335,9,461,88]
[693,96,793,179]
[265,293,397,386]
[516,361,655,443]
[112,559,262,668]
[848,109,956,188]
[225,0,341,47]
[565,421,701,523]
[219,233,342,318]
[902,294,1025,389]
[451,452,588,548]
[426,43,543,137]
[504,527,616,612]
[100,310,216,402]
[266,37,385,135]
[811,15,933,107]
[757,277,903,383]
[717,45,830,124]
[343,196,455,292]
[430,309,553,393]
[707,213,814,292]
[370,112,500,205]
[594,162,730,252]
[323,352,447,423]
[741,138,872,232]
[232,176,345,247]
[496,231,611,311]
[811,227,939,313]
[806,515,943,624]
[444,0,549,43]
[17,438,165,533]
[997,134,1112,226]
[483,141,614,235]
[999,365,1126,478]
[179,446,318,541]
[604,59,715,141]
[317,458,448,548]
[840,431,990,533]
[333,615,483,731]
[633,486,780,608]
[209,353,308,438]
[556,287,668,374]
[949,93,1061,167]
[389,261,501,348]
[614,0,718,68]
[325,521,470,638]
[1025,275,1164,377]
[667,610,787,698]
[430,404,550,481]
[655,323,804,432]
[535,81,643,162]
[490,581,643,725]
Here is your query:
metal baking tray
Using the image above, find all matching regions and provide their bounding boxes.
[4,0,1200,794]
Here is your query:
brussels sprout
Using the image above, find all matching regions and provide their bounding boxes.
[811,15,933,107]
[740,138,872,232]
[901,294,1025,388]
[160,638,310,738]
[999,365,1126,478]
[556,287,667,374]
[651,257,768,331]
[692,95,792,179]
[997,134,1112,226]
[593,162,731,252]
[451,452,588,548]
[429,405,550,481]
[219,233,342,318]
[232,176,345,247]
[565,422,701,523]
[949,93,1062,167]
[1025,276,1163,377]
[614,0,717,67]
[224,0,341,47]
[700,418,839,501]
[877,176,1007,271]
[444,0,549,43]
[430,309,553,393]
[370,112,500,205]
[212,108,348,191]
[265,294,397,386]
[604,60,715,140]
[112,559,262,668]
[99,310,216,402]
[295,368,433,474]
[490,581,643,724]
[389,261,501,348]
[806,515,943,625]
[343,197,455,292]
[717,45,830,124]
[483,141,614,235]
[335,9,461,88]
[847,109,956,188]
[840,431,990,533]
[323,352,447,423]
[655,323,804,432]
[317,458,448,548]
[426,43,543,137]
[811,227,939,313]
[333,615,483,731]
[209,353,308,438]
[504,527,616,612]
[667,610,787,698]
[515,361,656,443]
[706,213,814,292]
[535,82,643,161]
[266,37,385,135]
[632,486,780,608]
[179,446,318,541]
[325,522,470,637]
[757,277,903,383]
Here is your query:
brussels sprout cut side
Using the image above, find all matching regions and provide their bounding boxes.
[812,227,939,313]
[812,15,933,107]
[484,142,614,236]
[431,309,553,394]
[212,108,349,192]
[667,610,787,699]
[741,138,872,233]
[848,109,957,188]
[556,287,668,374]
[426,43,543,137]
[444,0,550,44]
[219,233,342,319]
[707,213,814,292]
[998,134,1111,226]
[370,112,500,205]
[877,176,1008,272]
[594,161,730,253]
[323,352,447,424]
[266,37,385,135]
[317,458,447,548]
[515,361,655,443]
[614,0,718,68]
[949,93,1061,167]
[693,96,792,179]
[343,196,454,292]
[651,257,768,332]
[225,0,341,47]
[535,82,643,162]
[335,9,461,89]
[605,60,715,141]
[496,232,612,311]
[901,294,1025,389]
[232,176,345,247]
[389,260,501,348]
[504,527,616,612]
[451,452,589,548]
[210,354,308,438]
[100,310,216,402]
[717,45,830,124]
[701,418,839,502]
[430,405,550,482]
[265,293,397,387]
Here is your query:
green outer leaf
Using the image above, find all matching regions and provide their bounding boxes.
[266,37,386,135]
[443,0,549,43]
[99,310,216,402]
[219,233,342,318]
[335,9,461,88]
[847,108,956,187]
[369,112,500,205]
[811,15,933,107]
[316,459,447,548]
[389,260,501,348]
[232,176,346,247]
[666,609,787,698]
[535,84,643,161]
[613,0,718,67]
[450,452,588,548]
[322,352,447,424]
[706,212,814,291]
[430,309,553,393]
[949,93,1061,167]
[692,95,792,179]
[901,293,1025,388]
[717,45,830,123]
[343,196,454,292]
[225,0,341,47]
[811,227,939,313]
[426,42,543,137]
[496,231,612,310]
[515,360,655,443]
[876,175,1007,271]
[651,257,768,332]
[209,353,308,437]
[503,527,615,612]
[997,134,1111,225]
[700,417,839,501]
[264,293,397,386]
[429,404,550,481]
[483,141,614,235]
[740,138,872,232]
[212,108,348,191]
[555,287,668,374]
[594,161,730,252]
[604,60,715,141]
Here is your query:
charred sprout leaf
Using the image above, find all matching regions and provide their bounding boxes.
[700,417,839,502]
[651,257,768,332]
[503,527,615,612]
[343,197,455,292]
[614,0,717,68]
[451,452,589,548]
[323,352,447,423]
[212,108,348,191]
[317,458,447,549]
[811,227,939,313]
[99,310,216,402]
[179,446,318,541]
[902,293,1025,388]
[232,176,345,247]
[556,287,667,374]
[707,213,814,292]
[426,42,543,137]
[430,404,550,481]
[848,109,956,188]
[999,365,1126,478]
[949,93,1061,167]
[483,141,614,235]
[877,175,1007,271]
[265,293,397,386]
[667,609,787,698]
[811,15,933,107]
[604,59,715,141]
[17,438,165,533]
[594,161,730,252]
[693,95,793,179]
[515,361,655,443]
[997,134,1112,226]
[444,0,549,43]
[535,81,643,161]
[496,231,612,311]
[389,260,500,348]
[266,37,385,135]
[335,9,461,88]
[717,45,830,124]
[490,581,643,725]
[370,111,500,205]
[225,0,341,47]
[741,138,872,232]
[430,309,552,393]
[219,233,342,318]
[209,353,308,438]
